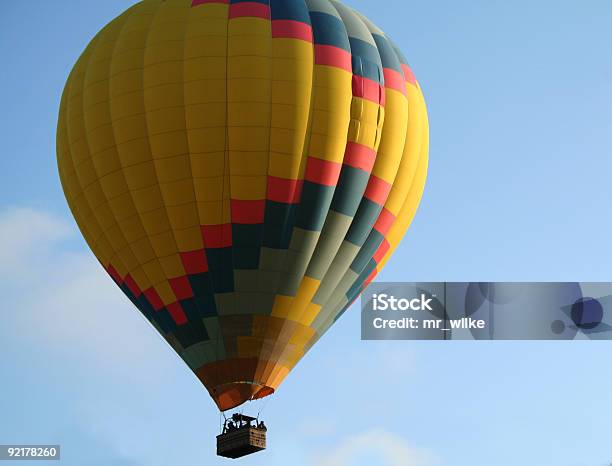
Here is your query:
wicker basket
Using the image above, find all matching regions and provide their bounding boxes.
[217,427,267,458]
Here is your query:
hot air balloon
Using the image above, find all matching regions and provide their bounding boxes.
[57,0,428,457]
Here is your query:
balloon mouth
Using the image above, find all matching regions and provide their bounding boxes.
[212,382,275,411]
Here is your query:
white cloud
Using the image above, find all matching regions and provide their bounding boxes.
[0,205,216,466]
[315,429,437,466]
[0,206,166,374]
[0,206,71,274]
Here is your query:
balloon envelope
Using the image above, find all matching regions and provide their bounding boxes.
[57,0,429,411]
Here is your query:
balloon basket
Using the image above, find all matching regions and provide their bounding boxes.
[217,414,267,459]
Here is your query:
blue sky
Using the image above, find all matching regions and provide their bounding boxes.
[1,1,612,465]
